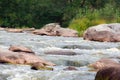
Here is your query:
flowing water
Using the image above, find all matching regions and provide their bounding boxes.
[0,30,120,80]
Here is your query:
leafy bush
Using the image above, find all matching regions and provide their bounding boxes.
[0,0,120,30]
[69,4,120,36]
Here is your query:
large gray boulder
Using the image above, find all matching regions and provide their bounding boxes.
[32,23,78,37]
[83,23,120,42]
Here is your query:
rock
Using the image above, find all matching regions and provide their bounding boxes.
[5,28,23,33]
[0,48,55,66]
[23,28,35,32]
[44,50,76,55]
[0,27,4,30]
[32,23,78,37]
[89,58,119,71]
[32,29,51,35]
[31,62,53,70]
[95,66,120,80]
[32,23,61,36]
[63,66,78,71]
[42,23,61,32]
[83,23,120,42]
[62,44,93,49]
[56,28,78,37]
[9,45,35,54]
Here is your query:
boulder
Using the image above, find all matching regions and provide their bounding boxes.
[95,66,120,80]
[9,45,35,54]
[5,28,23,33]
[32,23,78,37]
[44,50,76,56]
[89,58,119,71]
[0,48,55,66]
[56,28,78,37]
[32,29,51,35]
[83,23,120,42]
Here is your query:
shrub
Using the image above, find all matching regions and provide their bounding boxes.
[69,4,120,36]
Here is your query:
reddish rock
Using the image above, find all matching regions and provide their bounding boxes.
[5,28,23,33]
[89,58,119,71]
[63,66,78,71]
[0,48,55,66]
[95,66,120,80]
[32,23,78,37]
[83,23,120,42]
[56,28,78,37]
[32,29,51,35]
[9,45,35,54]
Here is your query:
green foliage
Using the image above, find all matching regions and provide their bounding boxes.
[69,3,120,36]
[0,0,66,28]
[0,0,120,30]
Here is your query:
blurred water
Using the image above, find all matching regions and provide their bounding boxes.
[0,30,120,80]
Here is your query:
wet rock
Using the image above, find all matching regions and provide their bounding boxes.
[9,45,35,54]
[83,23,120,42]
[45,50,76,56]
[95,66,120,80]
[31,62,53,70]
[63,66,78,71]
[0,48,55,66]
[32,23,78,37]
[89,58,119,71]
[5,28,23,33]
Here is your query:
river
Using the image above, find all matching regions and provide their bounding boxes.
[0,30,120,80]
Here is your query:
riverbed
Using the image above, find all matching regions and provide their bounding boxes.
[0,30,120,80]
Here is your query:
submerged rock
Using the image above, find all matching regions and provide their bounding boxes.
[45,50,76,56]
[62,44,93,49]
[66,60,83,67]
[83,23,120,42]
[63,66,78,71]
